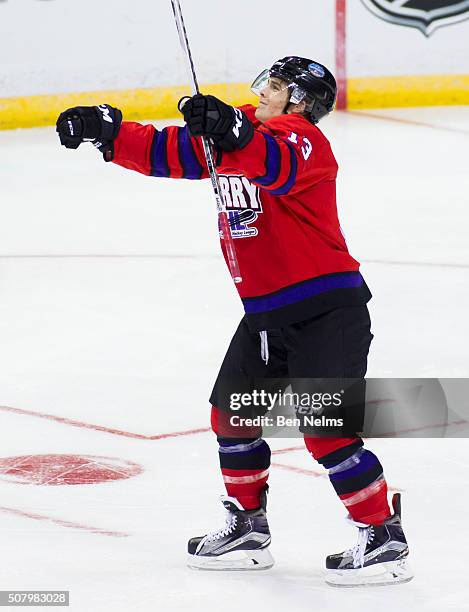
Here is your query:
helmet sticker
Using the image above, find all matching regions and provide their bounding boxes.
[308,62,325,78]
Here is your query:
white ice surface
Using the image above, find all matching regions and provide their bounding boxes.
[0,107,468,611]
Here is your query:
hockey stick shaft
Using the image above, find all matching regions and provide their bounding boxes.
[170,0,242,284]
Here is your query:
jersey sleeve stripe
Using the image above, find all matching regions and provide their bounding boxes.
[166,126,184,179]
[268,144,298,196]
[177,126,204,180]
[150,129,170,178]
[252,133,281,187]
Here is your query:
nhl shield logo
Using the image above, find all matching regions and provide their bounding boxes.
[360,0,469,36]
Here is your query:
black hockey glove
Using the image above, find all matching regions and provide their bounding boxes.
[56,104,122,161]
[179,94,254,152]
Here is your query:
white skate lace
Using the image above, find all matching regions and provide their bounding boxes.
[344,518,374,568]
[205,511,238,543]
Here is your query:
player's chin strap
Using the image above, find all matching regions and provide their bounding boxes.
[260,331,269,365]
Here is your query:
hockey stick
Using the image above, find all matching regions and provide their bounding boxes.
[170,0,242,284]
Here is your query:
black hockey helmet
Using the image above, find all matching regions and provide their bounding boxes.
[251,56,337,124]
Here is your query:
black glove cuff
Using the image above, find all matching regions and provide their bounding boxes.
[93,140,115,162]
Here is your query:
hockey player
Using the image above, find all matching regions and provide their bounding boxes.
[56,56,412,586]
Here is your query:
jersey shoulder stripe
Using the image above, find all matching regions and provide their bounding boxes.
[268,143,298,196]
[253,133,282,187]
[250,132,298,195]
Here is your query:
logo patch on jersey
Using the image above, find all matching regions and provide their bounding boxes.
[219,175,262,238]
[360,0,469,36]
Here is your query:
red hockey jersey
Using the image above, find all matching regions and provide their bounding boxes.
[112,104,371,331]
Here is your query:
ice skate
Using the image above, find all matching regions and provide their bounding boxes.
[325,493,413,587]
[187,486,273,571]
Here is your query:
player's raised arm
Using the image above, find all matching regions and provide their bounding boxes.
[56,104,209,180]
[179,59,337,197]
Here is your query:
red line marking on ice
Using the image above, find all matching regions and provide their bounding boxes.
[149,427,211,440]
[3,404,463,443]
[272,462,324,478]
[0,405,210,440]
[271,446,304,456]
[0,505,129,537]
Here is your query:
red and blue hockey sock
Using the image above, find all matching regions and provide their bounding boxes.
[217,437,271,510]
[211,405,270,510]
[305,436,391,525]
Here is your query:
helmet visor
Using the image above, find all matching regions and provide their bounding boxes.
[251,68,308,106]
[251,69,294,96]
[251,69,271,96]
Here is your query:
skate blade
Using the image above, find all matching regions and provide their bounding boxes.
[325,559,414,587]
[187,547,274,571]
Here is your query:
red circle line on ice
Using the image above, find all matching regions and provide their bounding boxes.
[0,454,143,485]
